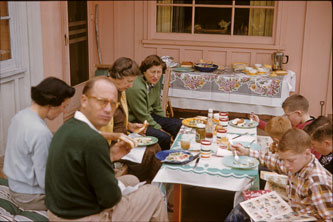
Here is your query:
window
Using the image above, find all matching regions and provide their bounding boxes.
[0,1,11,61]
[156,0,275,37]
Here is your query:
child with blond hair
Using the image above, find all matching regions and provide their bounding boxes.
[226,129,332,221]
[265,116,292,153]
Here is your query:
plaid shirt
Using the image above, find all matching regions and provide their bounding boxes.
[250,150,333,221]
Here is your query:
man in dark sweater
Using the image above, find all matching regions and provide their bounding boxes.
[45,76,168,221]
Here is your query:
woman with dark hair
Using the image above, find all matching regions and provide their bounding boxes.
[3,77,75,210]
[99,57,162,183]
[126,55,182,150]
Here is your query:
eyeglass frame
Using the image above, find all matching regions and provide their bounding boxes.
[85,94,119,109]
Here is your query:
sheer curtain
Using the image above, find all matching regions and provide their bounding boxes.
[157,5,173,33]
[248,1,274,36]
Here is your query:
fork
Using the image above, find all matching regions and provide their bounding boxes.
[232,132,249,140]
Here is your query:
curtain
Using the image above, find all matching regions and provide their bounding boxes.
[157,3,173,33]
[248,1,274,36]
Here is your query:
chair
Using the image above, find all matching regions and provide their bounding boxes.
[161,68,174,118]
[95,64,112,76]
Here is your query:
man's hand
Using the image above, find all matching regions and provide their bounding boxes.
[249,112,260,123]
[230,143,250,156]
[101,132,126,141]
[109,141,132,162]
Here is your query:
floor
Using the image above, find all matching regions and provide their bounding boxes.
[0,108,270,221]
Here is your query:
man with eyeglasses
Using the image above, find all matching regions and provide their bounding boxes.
[45,76,168,221]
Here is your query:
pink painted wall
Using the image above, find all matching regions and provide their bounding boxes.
[40,1,332,121]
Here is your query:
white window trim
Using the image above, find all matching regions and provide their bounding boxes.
[145,1,284,50]
[0,2,44,84]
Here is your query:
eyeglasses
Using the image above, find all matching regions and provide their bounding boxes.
[85,95,119,109]
[283,111,297,117]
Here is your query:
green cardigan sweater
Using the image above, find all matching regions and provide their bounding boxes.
[126,75,165,129]
[45,118,121,219]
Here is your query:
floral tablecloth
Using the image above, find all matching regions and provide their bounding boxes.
[168,70,296,116]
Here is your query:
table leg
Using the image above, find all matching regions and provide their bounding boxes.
[173,184,182,222]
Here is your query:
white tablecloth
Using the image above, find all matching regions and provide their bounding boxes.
[152,124,260,192]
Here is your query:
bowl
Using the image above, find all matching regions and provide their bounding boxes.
[194,63,218,72]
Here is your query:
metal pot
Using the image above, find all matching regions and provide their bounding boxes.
[272,51,289,71]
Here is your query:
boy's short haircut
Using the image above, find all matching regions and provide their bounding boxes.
[282,94,309,112]
[278,128,311,153]
[311,122,332,142]
[265,116,292,139]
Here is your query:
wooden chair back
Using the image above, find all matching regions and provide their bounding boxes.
[161,67,174,117]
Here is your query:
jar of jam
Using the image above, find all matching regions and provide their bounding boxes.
[195,124,206,143]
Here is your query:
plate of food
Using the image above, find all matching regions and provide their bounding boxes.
[229,118,258,128]
[155,150,195,164]
[222,156,259,169]
[133,136,158,147]
[182,117,206,128]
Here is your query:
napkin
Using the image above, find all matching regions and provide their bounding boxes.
[118,180,146,196]
[216,148,233,157]
[121,146,146,164]
[228,134,256,144]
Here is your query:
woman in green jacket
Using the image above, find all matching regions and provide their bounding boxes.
[126,55,182,150]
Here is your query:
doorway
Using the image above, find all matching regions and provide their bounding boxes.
[67,1,89,86]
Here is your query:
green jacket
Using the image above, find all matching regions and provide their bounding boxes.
[45,118,121,219]
[126,75,165,129]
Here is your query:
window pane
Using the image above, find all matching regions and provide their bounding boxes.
[194,8,231,35]
[0,1,9,17]
[157,0,192,4]
[196,0,232,5]
[235,8,273,36]
[236,0,275,6]
[0,19,11,61]
[157,6,192,33]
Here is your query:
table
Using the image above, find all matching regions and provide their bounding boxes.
[152,123,261,221]
[168,69,296,116]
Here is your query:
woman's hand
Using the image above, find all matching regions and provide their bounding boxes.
[101,132,126,141]
[128,122,147,135]
[230,143,250,156]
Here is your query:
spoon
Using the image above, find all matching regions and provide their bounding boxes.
[245,139,255,148]
[234,150,240,163]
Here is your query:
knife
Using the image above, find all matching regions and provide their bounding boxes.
[232,132,249,139]
[193,156,200,169]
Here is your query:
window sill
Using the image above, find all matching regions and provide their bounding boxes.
[0,67,27,79]
[142,39,284,51]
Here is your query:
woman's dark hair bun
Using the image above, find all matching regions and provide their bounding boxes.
[31,77,75,107]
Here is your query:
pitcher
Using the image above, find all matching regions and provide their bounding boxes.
[272,51,289,71]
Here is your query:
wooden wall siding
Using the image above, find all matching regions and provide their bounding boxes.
[0,73,27,155]
[299,2,332,116]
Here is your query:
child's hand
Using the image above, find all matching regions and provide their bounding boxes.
[231,143,250,156]
[249,112,260,123]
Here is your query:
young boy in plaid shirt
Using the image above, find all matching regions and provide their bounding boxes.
[226,128,332,221]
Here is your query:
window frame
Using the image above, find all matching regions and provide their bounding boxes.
[0,2,15,73]
[147,0,282,47]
